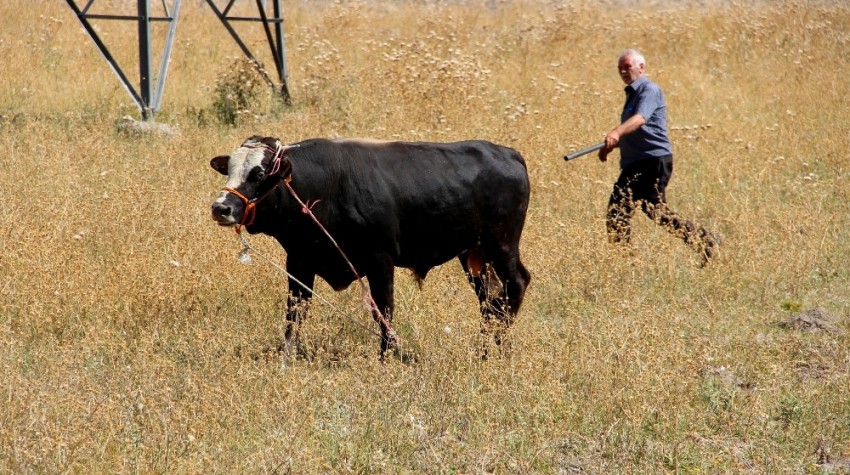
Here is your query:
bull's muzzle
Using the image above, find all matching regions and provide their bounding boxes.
[212,187,260,230]
[211,201,238,226]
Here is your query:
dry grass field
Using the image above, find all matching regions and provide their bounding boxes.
[2,0,849,473]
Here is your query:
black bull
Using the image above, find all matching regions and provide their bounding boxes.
[210,135,531,356]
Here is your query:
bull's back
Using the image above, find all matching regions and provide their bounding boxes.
[344,139,529,267]
[344,139,527,205]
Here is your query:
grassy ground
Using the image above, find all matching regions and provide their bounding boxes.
[2,0,849,473]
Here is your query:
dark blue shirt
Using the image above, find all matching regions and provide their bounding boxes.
[619,76,672,167]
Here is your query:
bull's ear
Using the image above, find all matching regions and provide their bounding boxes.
[278,157,293,178]
[210,155,230,175]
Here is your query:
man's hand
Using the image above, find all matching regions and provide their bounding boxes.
[599,114,645,162]
[599,128,621,162]
[604,114,645,151]
[603,129,621,149]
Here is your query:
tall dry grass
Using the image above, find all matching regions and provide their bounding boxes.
[1,0,849,473]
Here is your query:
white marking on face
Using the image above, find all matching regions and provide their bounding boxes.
[213,145,268,206]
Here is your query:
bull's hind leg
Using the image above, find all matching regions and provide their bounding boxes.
[459,248,518,358]
[489,250,531,323]
[459,249,490,304]
[482,244,531,351]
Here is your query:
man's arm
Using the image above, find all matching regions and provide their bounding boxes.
[598,114,647,162]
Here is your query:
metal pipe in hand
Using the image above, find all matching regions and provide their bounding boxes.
[563,142,605,161]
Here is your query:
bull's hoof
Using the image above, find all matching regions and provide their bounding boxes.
[274,337,313,362]
[379,330,403,362]
[385,330,400,349]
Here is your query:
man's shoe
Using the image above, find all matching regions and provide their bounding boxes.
[698,231,722,267]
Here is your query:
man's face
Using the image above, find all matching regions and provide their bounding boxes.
[618,54,644,85]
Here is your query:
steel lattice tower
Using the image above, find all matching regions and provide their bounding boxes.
[64,0,290,120]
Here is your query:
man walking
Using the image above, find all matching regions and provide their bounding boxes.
[599,49,720,265]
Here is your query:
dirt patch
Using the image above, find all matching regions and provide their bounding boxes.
[116,115,178,137]
[816,439,850,474]
[777,308,843,335]
[699,365,753,390]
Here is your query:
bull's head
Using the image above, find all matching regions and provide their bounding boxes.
[210,135,293,230]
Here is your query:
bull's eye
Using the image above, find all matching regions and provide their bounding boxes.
[248,167,266,182]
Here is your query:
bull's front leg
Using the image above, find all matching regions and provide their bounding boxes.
[365,257,399,357]
[282,259,316,357]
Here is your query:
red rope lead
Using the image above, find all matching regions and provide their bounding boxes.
[301,199,321,213]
